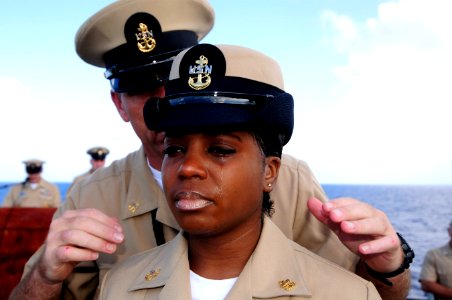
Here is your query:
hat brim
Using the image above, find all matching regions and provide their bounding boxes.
[76,0,215,67]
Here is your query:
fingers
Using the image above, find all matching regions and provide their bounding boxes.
[58,227,122,254]
[358,234,400,255]
[54,209,123,245]
[59,208,123,234]
[49,208,124,254]
[307,197,341,234]
[359,234,404,272]
[307,197,327,223]
[308,197,404,272]
[322,197,394,236]
[38,208,124,283]
[54,244,99,263]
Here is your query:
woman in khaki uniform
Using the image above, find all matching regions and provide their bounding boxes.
[2,159,61,208]
[100,44,381,300]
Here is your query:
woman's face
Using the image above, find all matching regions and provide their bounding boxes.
[162,132,279,237]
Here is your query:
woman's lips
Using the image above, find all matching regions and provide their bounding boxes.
[174,191,213,211]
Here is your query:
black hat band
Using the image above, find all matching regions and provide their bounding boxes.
[143,88,294,146]
[90,153,107,161]
[109,59,171,93]
[26,165,42,174]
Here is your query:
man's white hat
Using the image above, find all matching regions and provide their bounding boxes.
[75,0,215,92]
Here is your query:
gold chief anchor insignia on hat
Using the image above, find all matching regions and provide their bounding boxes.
[136,22,156,53]
[188,55,212,90]
[124,12,160,56]
[173,43,227,93]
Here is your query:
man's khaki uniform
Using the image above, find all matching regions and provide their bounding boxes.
[420,243,452,300]
[3,179,61,207]
[100,217,378,300]
[65,171,92,199]
[23,147,357,299]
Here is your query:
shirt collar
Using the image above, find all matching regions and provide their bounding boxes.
[120,147,179,231]
[127,217,311,298]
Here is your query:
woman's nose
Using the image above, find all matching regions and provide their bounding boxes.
[177,147,208,180]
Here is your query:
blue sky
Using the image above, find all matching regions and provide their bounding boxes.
[1,0,451,184]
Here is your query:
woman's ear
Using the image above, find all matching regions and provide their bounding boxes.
[263,157,281,192]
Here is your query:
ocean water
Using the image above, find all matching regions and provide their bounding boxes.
[323,184,452,299]
[1,183,450,299]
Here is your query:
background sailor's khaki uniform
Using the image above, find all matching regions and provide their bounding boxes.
[2,179,61,207]
[100,217,379,300]
[419,243,452,300]
[23,147,357,299]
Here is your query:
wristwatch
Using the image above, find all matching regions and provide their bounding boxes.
[365,232,415,286]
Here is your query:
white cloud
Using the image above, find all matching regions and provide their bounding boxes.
[286,0,452,184]
[0,76,141,182]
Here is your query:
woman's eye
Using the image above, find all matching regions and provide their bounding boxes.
[209,146,236,156]
[163,145,184,156]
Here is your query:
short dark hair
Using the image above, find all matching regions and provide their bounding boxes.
[262,192,275,217]
[253,132,276,217]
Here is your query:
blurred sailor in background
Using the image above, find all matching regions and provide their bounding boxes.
[2,159,61,207]
[419,220,452,300]
[65,147,110,197]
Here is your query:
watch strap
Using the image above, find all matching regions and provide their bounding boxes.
[365,232,415,286]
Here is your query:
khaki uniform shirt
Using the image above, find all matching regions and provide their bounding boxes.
[23,147,357,299]
[65,170,93,199]
[100,217,380,300]
[419,243,452,300]
[2,179,61,207]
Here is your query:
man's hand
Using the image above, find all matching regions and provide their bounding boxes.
[9,208,124,299]
[39,208,124,283]
[307,197,403,273]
